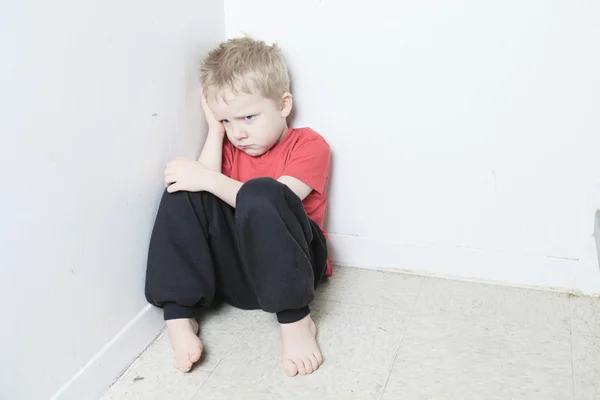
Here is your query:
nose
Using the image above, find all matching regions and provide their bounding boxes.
[231,125,248,141]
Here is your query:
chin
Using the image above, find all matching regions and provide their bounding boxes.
[244,148,266,157]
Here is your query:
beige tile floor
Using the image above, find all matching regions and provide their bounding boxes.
[102,266,600,400]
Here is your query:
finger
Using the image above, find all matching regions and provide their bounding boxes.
[164,172,177,181]
[166,183,179,193]
[164,166,177,176]
[164,174,177,186]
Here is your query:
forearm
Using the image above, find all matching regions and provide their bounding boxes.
[197,130,224,172]
[205,170,243,208]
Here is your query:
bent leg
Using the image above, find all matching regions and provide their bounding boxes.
[234,177,328,376]
[234,177,328,321]
[144,189,243,371]
[145,189,220,319]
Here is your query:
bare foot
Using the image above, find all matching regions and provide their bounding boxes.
[280,314,323,376]
[165,318,202,372]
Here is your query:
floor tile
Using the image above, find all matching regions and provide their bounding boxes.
[192,300,409,400]
[316,266,422,312]
[412,278,501,323]
[384,305,573,400]
[572,333,600,400]
[413,277,570,335]
[101,304,269,400]
[498,327,573,400]
[195,302,269,372]
[101,331,211,400]
[383,314,508,400]
[570,294,600,337]
[494,286,570,334]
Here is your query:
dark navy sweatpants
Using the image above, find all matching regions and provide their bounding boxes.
[144,177,328,324]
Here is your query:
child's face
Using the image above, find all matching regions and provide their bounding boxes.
[208,90,292,157]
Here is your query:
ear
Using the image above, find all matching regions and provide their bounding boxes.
[280,92,293,118]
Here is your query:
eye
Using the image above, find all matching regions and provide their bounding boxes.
[244,115,255,121]
[221,119,229,124]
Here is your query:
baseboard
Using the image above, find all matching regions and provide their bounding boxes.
[328,233,600,295]
[595,210,600,272]
[49,305,164,400]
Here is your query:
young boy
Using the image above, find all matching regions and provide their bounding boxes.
[144,36,332,377]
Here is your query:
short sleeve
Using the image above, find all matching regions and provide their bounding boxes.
[281,137,331,194]
[221,137,234,177]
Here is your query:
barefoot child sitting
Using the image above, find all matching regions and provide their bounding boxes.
[144,36,332,377]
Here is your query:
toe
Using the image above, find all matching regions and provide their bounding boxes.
[303,358,314,374]
[309,355,320,371]
[283,359,298,377]
[176,361,192,373]
[189,346,203,364]
[315,350,324,365]
[296,359,307,375]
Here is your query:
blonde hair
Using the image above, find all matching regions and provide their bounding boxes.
[200,36,290,101]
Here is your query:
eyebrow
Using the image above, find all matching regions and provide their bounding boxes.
[232,111,258,119]
[216,107,259,121]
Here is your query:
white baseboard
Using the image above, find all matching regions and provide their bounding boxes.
[49,305,164,400]
[328,233,600,295]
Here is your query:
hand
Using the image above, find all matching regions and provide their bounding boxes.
[164,157,213,193]
[201,94,225,135]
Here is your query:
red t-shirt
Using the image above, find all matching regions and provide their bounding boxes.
[222,126,332,277]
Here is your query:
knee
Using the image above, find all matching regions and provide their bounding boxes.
[160,187,195,204]
[236,177,284,212]
[159,187,185,206]
[158,187,214,212]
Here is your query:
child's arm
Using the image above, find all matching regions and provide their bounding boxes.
[202,136,329,207]
[277,176,314,200]
[197,130,224,172]
[166,133,329,208]
[203,174,312,208]
[165,163,314,208]
[204,173,243,207]
[197,95,225,172]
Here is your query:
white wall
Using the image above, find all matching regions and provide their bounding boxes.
[224,0,600,292]
[0,1,597,397]
[0,1,223,399]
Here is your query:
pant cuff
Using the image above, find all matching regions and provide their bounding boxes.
[277,306,310,324]
[163,303,195,320]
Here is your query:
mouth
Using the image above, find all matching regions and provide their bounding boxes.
[238,145,252,150]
